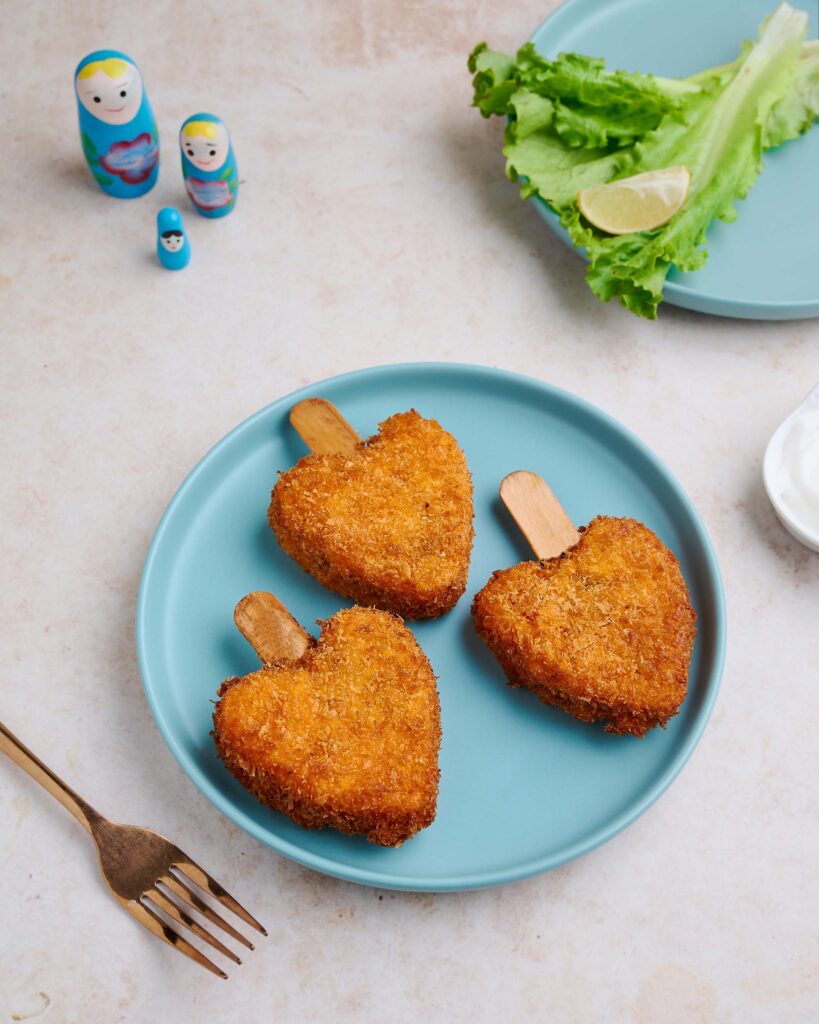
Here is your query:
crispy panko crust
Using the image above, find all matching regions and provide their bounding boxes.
[268,410,474,619]
[212,607,441,846]
[471,516,697,737]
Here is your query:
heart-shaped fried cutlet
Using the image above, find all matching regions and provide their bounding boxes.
[212,607,441,846]
[269,410,474,619]
[472,517,696,737]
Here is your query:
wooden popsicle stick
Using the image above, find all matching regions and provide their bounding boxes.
[499,471,581,561]
[234,591,311,665]
[289,398,360,456]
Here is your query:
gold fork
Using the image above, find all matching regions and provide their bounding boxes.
[0,720,266,978]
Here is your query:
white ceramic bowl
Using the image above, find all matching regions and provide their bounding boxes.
[762,383,819,554]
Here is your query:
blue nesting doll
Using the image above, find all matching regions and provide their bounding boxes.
[74,50,159,198]
[179,113,238,218]
[156,208,191,270]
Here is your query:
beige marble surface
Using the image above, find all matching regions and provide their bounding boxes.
[1,1,817,1021]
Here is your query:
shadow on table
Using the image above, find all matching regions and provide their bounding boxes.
[743,471,818,581]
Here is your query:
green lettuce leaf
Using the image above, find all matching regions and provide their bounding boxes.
[469,3,818,318]
[471,43,683,147]
[765,38,819,146]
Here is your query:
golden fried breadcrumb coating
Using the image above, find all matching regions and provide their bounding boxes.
[268,410,474,619]
[212,607,441,846]
[472,516,696,737]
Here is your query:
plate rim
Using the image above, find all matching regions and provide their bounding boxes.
[527,0,819,321]
[136,361,727,891]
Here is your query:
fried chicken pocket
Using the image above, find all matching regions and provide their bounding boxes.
[472,516,696,737]
[269,410,474,619]
[213,606,441,846]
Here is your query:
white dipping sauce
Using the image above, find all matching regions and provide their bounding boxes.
[772,407,819,534]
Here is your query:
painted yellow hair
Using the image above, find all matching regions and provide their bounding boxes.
[78,58,129,80]
[183,120,219,140]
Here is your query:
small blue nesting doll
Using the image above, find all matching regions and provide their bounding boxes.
[74,50,159,198]
[179,113,238,218]
[156,208,191,270]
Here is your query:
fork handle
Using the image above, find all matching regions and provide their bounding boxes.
[0,721,100,834]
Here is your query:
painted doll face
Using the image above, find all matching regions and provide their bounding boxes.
[77,62,143,125]
[180,124,229,172]
[160,231,184,253]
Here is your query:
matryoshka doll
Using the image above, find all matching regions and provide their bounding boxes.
[179,113,238,218]
[156,208,191,270]
[74,49,159,198]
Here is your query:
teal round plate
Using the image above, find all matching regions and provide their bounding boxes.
[137,364,726,891]
[529,0,819,319]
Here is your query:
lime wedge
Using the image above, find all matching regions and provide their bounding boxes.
[577,166,691,235]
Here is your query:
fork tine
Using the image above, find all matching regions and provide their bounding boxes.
[127,898,227,979]
[146,886,241,965]
[173,860,267,935]
[162,873,255,949]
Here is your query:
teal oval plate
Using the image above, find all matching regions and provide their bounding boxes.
[137,364,726,891]
[529,0,819,320]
